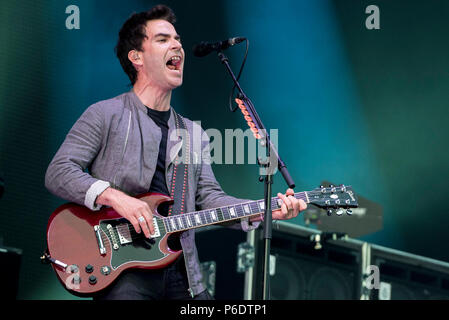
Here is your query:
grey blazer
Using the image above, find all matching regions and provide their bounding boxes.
[45,90,259,296]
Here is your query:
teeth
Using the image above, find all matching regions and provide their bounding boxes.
[170,56,181,61]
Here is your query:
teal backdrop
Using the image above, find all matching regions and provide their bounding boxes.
[0,0,448,299]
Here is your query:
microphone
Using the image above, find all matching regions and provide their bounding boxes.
[193,37,246,57]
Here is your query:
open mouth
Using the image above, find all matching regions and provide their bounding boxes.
[166,56,182,71]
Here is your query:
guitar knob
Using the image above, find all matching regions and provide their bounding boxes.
[72,275,81,285]
[85,264,94,273]
[346,209,353,215]
[327,209,333,216]
[88,275,97,285]
[336,209,344,216]
[69,265,79,273]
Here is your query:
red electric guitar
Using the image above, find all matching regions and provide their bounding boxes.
[44,185,358,296]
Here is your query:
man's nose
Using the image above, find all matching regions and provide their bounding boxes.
[171,38,182,50]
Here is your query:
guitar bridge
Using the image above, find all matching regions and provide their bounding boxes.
[94,225,106,255]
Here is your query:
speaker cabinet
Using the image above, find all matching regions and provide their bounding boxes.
[195,222,449,300]
[249,222,365,300]
[0,245,22,300]
[369,245,449,300]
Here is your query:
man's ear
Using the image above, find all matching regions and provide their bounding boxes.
[128,50,143,67]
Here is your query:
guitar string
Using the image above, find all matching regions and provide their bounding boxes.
[98,193,310,243]
[99,191,353,243]
[100,188,350,238]
[97,192,354,244]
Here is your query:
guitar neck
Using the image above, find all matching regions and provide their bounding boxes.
[162,192,309,233]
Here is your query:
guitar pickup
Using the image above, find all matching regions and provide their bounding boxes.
[151,218,161,238]
[117,223,132,245]
[116,218,160,243]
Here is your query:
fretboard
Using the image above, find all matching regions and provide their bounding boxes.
[162,192,309,233]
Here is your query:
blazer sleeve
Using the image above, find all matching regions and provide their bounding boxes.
[45,103,110,210]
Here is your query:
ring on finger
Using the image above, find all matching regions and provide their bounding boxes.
[138,216,145,223]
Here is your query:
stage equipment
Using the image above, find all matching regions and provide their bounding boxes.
[0,245,22,300]
[369,245,449,300]
[244,222,366,300]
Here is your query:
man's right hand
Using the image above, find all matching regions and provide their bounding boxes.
[96,187,154,238]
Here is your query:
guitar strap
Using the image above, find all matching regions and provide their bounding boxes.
[167,110,189,216]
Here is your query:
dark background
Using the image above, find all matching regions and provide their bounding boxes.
[0,0,448,299]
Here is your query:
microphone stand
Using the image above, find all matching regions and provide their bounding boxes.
[216,51,295,300]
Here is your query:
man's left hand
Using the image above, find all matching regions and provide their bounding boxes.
[272,188,307,220]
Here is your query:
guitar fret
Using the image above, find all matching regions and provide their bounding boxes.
[170,217,176,231]
[236,204,245,218]
[186,214,192,227]
[206,210,214,223]
[181,215,188,229]
[176,216,184,229]
[274,197,282,209]
[216,208,225,221]
[243,203,251,215]
[163,219,171,233]
[197,211,204,225]
[175,216,181,230]
[194,213,201,225]
[199,212,205,225]
[229,206,236,218]
[221,207,230,220]
[235,204,245,217]
[201,211,209,225]
[250,202,259,213]
[210,209,217,221]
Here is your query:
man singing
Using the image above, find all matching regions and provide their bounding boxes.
[45,4,306,300]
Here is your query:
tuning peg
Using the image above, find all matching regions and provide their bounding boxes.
[327,209,333,216]
[346,209,352,215]
[336,209,344,216]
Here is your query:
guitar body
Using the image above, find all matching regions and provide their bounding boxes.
[46,193,181,297]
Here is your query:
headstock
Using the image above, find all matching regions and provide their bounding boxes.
[307,184,358,216]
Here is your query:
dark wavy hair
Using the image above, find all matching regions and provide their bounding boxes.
[115,5,177,85]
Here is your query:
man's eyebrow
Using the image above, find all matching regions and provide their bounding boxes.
[154,33,181,40]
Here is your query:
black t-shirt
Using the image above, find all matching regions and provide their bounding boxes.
[146,107,182,250]
[146,107,170,199]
